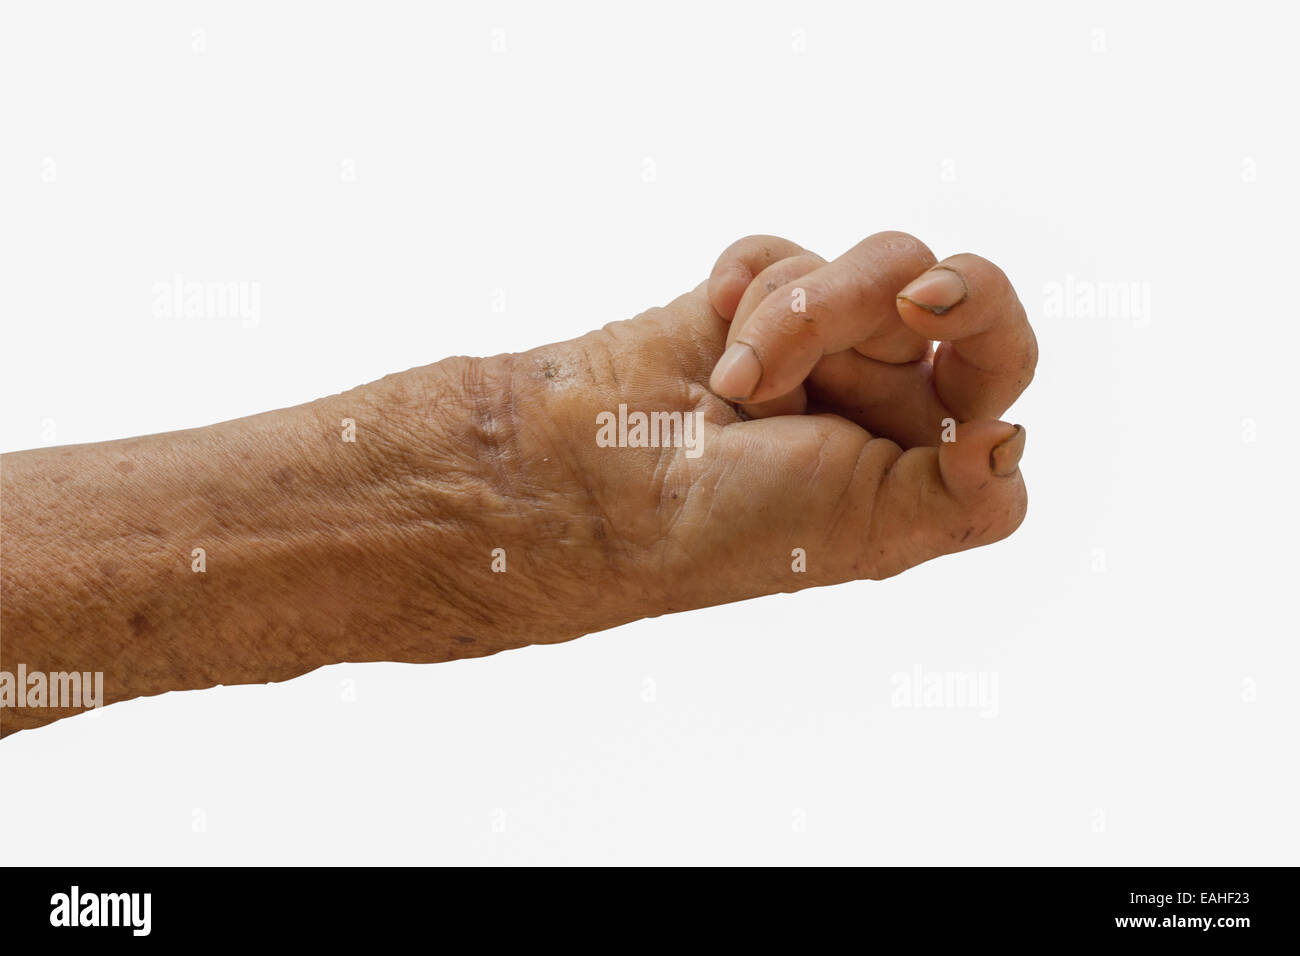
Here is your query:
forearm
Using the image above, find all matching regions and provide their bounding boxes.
[0,354,586,734]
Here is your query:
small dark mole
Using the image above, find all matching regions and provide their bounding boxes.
[540,359,559,380]
[114,460,135,474]
[128,612,151,637]
[671,492,678,499]
[766,280,777,292]
[453,635,476,644]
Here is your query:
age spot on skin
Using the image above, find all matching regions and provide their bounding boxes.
[272,466,296,487]
[115,460,135,474]
[453,635,476,644]
[538,354,599,387]
[128,611,151,636]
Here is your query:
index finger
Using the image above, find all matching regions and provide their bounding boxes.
[709,231,936,404]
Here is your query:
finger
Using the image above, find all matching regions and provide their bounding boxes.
[804,349,951,448]
[731,254,947,439]
[707,235,816,321]
[725,253,824,418]
[727,253,826,349]
[894,253,1038,421]
[864,420,1027,580]
[709,231,935,404]
[710,416,1026,585]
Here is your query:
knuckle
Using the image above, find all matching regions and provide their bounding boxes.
[730,233,789,262]
[866,229,922,249]
[864,230,937,265]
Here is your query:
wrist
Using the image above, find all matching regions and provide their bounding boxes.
[305,350,614,662]
[332,345,663,657]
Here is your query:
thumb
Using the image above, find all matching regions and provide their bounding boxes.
[695,416,1027,590]
[867,421,1028,579]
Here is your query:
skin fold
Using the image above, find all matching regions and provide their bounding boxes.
[0,232,1036,736]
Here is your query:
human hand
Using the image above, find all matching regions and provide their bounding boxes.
[457,231,1036,640]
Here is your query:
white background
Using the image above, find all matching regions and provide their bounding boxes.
[2,1,1296,865]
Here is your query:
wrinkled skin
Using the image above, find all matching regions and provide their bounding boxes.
[403,230,1036,644]
[1,231,1036,734]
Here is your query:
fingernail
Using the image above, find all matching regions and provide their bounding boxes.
[710,342,762,401]
[897,268,967,315]
[990,424,1025,476]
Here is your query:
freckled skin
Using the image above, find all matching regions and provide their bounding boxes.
[0,234,1033,735]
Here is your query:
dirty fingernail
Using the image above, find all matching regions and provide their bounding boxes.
[710,342,762,401]
[990,424,1026,476]
[897,268,967,315]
